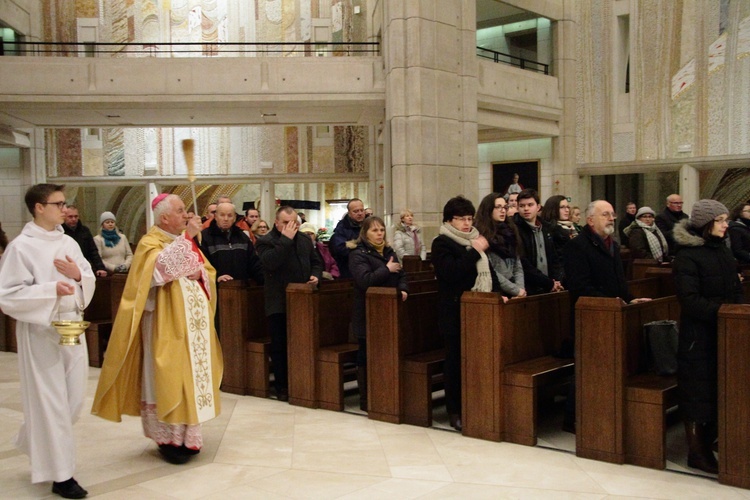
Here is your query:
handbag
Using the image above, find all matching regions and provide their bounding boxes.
[642,320,679,375]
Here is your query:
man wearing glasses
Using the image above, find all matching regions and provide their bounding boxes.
[0,184,96,498]
[655,194,689,256]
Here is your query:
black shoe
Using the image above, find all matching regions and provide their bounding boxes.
[449,414,462,431]
[277,389,289,402]
[158,444,191,465]
[181,445,201,456]
[52,478,88,499]
[562,420,576,434]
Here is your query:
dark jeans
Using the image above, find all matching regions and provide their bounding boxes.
[268,313,288,393]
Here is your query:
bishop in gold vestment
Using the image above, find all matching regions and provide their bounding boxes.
[92,194,222,463]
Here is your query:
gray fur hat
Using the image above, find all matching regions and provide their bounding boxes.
[689,199,728,229]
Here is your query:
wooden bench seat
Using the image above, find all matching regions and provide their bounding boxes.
[576,296,681,469]
[624,374,678,469]
[287,280,355,410]
[317,342,359,411]
[402,348,445,427]
[245,336,271,398]
[462,291,571,442]
[85,320,112,368]
[503,355,575,445]
[366,281,442,425]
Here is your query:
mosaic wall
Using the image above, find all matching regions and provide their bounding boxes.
[576,0,750,208]
[44,0,370,181]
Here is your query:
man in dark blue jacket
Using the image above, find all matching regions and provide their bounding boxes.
[330,198,366,279]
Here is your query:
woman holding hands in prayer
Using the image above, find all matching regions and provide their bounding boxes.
[349,216,408,412]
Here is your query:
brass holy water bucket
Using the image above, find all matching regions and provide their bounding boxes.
[51,319,90,346]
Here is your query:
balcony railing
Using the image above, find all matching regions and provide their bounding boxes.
[476,46,549,75]
[1,41,380,57]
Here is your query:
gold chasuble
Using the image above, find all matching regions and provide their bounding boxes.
[92,226,222,426]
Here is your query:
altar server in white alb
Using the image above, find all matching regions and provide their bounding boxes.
[0,184,95,499]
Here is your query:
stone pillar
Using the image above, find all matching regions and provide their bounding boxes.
[260,179,275,224]
[551,0,580,204]
[383,0,478,248]
[679,164,700,211]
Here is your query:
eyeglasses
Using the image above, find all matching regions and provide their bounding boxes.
[258,225,268,229]
[42,201,67,209]
[639,214,655,218]
[493,205,507,211]
[452,216,474,223]
[668,201,684,206]
[599,212,617,219]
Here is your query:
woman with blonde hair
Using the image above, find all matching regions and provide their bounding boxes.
[93,211,133,273]
[252,219,270,237]
[392,209,426,261]
[349,216,408,411]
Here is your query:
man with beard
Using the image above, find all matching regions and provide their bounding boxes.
[561,200,650,433]
[564,200,649,306]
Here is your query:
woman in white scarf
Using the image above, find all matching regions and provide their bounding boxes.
[623,206,669,263]
[431,196,500,431]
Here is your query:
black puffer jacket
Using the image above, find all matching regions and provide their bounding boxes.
[256,226,323,316]
[728,219,750,264]
[348,242,408,339]
[672,219,744,422]
[563,224,633,306]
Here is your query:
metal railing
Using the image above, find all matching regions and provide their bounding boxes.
[1,41,380,57]
[476,46,549,75]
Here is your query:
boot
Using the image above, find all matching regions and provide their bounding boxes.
[684,421,718,474]
[357,367,368,412]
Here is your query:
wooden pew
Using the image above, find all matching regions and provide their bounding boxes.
[461,291,572,444]
[717,304,750,489]
[84,275,113,367]
[217,280,269,396]
[575,296,681,469]
[366,279,441,425]
[286,279,357,410]
[630,258,660,279]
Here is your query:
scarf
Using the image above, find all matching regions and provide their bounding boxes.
[635,220,668,262]
[101,228,121,248]
[438,223,493,292]
[368,238,386,255]
[558,219,578,237]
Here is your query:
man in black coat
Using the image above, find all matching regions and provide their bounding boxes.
[63,205,108,277]
[330,198,366,279]
[512,189,564,295]
[199,203,263,284]
[562,200,650,432]
[618,201,636,246]
[256,206,323,401]
[655,194,688,256]
[563,200,650,307]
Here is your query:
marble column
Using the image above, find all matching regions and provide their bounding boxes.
[383,0,478,248]
[551,0,580,204]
